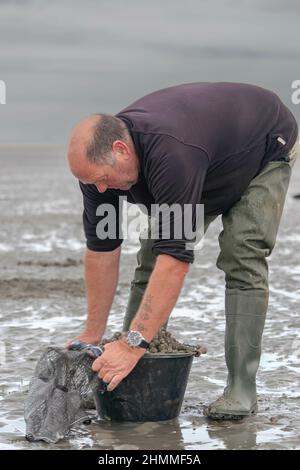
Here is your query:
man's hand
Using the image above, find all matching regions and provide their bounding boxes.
[64,331,100,349]
[92,340,145,391]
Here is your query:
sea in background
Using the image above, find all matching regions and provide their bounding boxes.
[0,0,300,143]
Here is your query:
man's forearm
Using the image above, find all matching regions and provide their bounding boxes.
[130,254,189,342]
[83,246,121,341]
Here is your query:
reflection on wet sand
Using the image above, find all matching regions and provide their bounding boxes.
[0,147,299,449]
[83,418,185,451]
[206,420,257,450]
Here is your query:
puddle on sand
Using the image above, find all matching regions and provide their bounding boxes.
[0,148,299,450]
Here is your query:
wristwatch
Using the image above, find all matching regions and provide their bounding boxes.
[126,330,150,349]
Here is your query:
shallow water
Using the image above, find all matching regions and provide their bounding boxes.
[1,0,300,144]
[0,146,299,450]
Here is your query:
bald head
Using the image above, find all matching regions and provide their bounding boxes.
[67,114,140,190]
[68,114,130,180]
[68,115,100,180]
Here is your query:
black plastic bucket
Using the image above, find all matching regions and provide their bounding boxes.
[93,352,194,422]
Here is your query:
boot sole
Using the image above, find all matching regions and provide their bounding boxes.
[203,403,258,421]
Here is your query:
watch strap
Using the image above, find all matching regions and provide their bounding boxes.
[139,339,150,349]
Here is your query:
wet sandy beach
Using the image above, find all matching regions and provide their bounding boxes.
[0,145,299,450]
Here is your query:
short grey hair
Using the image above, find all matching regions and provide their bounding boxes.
[86,114,129,166]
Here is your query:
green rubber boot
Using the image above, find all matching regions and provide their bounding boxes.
[204,289,268,420]
[122,231,157,332]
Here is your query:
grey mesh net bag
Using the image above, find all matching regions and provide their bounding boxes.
[24,343,104,443]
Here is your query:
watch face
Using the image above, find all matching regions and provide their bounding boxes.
[127,331,143,347]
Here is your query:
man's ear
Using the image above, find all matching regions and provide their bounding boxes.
[112,140,130,160]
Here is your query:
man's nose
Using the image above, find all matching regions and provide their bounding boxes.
[96,183,108,193]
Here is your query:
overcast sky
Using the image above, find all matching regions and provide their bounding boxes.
[0,0,299,144]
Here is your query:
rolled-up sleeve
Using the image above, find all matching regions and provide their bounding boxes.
[79,182,124,252]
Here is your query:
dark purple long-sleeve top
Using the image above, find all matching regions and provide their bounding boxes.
[80,82,298,262]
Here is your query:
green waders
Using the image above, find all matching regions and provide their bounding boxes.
[122,215,217,331]
[123,137,299,420]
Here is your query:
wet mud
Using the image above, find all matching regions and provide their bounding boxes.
[0,146,299,450]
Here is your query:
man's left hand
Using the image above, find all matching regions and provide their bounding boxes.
[91,339,146,391]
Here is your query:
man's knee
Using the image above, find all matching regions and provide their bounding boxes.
[217,234,270,290]
[136,239,156,272]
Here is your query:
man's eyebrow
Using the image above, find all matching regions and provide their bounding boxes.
[80,176,105,185]
[93,176,106,184]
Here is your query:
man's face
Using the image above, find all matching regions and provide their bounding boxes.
[78,156,139,193]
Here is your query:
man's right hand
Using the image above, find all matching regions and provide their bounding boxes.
[64,331,101,349]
